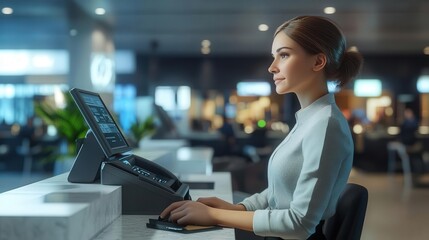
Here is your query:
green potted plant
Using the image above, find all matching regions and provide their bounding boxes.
[128,116,156,147]
[34,92,88,172]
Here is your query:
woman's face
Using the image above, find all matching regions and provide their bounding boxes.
[268,32,319,95]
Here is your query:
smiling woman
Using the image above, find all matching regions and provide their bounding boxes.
[160,15,363,240]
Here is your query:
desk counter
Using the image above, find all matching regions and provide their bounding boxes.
[0,144,226,240]
[93,172,234,240]
[133,146,214,175]
[0,172,234,240]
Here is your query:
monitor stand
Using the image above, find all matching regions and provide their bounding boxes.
[68,130,106,183]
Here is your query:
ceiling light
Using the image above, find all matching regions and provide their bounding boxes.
[201,40,211,48]
[258,24,269,32]
[324,7,336,14]
[348,46,359,52]
[95,8,106,15]
[424,46,429,55]
[201,47,210,55]
[2,7,13,15]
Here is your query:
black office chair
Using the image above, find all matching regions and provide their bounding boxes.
[323,183,368,240]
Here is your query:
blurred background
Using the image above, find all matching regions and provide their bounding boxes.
[1,1,429,239]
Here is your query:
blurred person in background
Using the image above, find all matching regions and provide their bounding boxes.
[400,108,419,147]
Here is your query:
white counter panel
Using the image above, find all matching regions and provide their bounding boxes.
[0,173,121,240]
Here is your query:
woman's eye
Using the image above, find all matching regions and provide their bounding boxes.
[280,53,289,59]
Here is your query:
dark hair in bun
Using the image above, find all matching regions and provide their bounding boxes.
[275,16,363,87]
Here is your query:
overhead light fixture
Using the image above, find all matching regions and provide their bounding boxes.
[258,24,269,32]
[95,8,106,15]
[2,7,13,15]
[201,47,210,55]
[201,40,211,54]
[348,46,359,52]
[424,46,429,55]
[201,40,211,48]
[324,7,336,14]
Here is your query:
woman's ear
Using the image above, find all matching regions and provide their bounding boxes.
[313,53,327,72]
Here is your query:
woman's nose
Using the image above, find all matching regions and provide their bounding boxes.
[268,62,278,74]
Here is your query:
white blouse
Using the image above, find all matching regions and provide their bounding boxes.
[240,93,353,239]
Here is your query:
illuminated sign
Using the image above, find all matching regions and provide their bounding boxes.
[90,53,115,91]
[354,79,382,97]
[237,81,271,96]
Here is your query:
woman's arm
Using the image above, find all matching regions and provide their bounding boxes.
[197,197,246,211]
[213,208,254,231]
[160,200,254,231]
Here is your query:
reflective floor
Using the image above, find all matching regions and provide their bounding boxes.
[1,169,429,240]
[349,169,429,240]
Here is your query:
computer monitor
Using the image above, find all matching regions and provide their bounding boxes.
[70,88,131,158]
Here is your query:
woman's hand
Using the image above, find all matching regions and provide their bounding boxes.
[160,200,217,226]
[160,199,255,231]
[197,197,246,211]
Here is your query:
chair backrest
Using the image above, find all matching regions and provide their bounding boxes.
[323,183,368,240]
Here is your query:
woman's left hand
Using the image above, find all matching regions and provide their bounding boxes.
[160,200,217,226]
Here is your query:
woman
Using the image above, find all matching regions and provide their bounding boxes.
[160,16,363,239]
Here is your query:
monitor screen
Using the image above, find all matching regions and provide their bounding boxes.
[70,88,131,157]
[237,81,271,96]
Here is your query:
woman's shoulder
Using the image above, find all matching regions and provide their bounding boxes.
[304,104,349,132]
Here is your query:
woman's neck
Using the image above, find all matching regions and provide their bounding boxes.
[296,87,329,109]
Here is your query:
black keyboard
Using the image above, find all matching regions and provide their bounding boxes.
[132,165,151,177]
[118,155,168,184]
